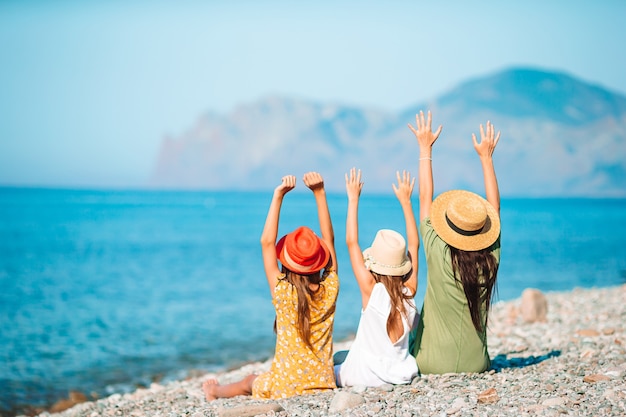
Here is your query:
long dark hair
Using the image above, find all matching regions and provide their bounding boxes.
[371,270,415,338]
[449,247,499,333]
[278,263,334,351]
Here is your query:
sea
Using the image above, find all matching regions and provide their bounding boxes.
[1,187,625,415]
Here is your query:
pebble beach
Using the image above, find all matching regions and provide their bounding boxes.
[29,284,626,417]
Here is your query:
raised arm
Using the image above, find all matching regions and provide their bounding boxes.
[345,168,375,309]
[260,175,296,297]
[392,170,418,295]
[407,110,443,221]
[303,172,337,271]
[472,121,501,215]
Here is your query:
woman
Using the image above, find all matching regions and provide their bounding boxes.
[407,111,501,374]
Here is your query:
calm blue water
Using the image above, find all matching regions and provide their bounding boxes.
[1,188,625,415]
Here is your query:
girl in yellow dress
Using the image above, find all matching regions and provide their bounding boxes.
[203,172,339,400]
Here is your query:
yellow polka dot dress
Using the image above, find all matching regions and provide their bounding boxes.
[252,271,339,399]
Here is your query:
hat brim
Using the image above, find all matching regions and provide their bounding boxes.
[430,190,500,251]
[362,247,413,277]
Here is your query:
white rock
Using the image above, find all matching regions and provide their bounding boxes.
[445,397,467,414]
[328,391,365,413]
[542,397,566,407]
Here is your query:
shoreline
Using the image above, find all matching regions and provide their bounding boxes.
[25,284,626,416]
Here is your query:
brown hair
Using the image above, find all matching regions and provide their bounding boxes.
[278,263,334,351]
[370,270,415,338]
[449,246,499,333]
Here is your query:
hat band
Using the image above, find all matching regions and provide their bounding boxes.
[364,253,408,270]
[445,214,483,237]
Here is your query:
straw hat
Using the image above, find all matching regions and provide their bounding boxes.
[362,229,412,277]
[276,226,330,274]
[430,190,500,251]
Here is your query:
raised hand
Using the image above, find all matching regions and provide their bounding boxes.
[407,110,443,150]
[304,171,336,270]
[392,170,415,206]
[473,121,501,215]
[275,175,296,196]
[303,172,325,193]
[345,167,363,201]
[472,121,501,160]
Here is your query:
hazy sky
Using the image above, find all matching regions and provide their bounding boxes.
[1,0,625,188]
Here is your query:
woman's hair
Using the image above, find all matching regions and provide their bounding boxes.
[278,262,334,351]
[449,246,499,333]
[371,269,415,337]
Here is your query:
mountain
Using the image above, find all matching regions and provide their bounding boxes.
[150,68,626,197]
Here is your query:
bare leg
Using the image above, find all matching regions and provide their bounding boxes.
[202,374,257,401]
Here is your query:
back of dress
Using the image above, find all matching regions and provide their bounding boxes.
[335,283,418,387]
[253,271,339,399]
[413,218,499,374]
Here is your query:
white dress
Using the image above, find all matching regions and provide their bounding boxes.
[334,283,419,387]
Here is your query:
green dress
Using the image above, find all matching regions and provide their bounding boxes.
[412,218,500,374]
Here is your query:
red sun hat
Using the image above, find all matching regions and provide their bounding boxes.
[276,226,330,275]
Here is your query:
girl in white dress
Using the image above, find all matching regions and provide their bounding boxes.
[334,168,419,387]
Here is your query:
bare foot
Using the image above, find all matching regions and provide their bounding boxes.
[202,379,219,401]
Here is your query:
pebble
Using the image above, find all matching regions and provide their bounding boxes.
[328,392,364,413]
[29,284,626,417]
[215,403,284,417]
[475,387,498,405]
[519,288,548,323]
[542,396,566,407]
[445,397,466,414]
